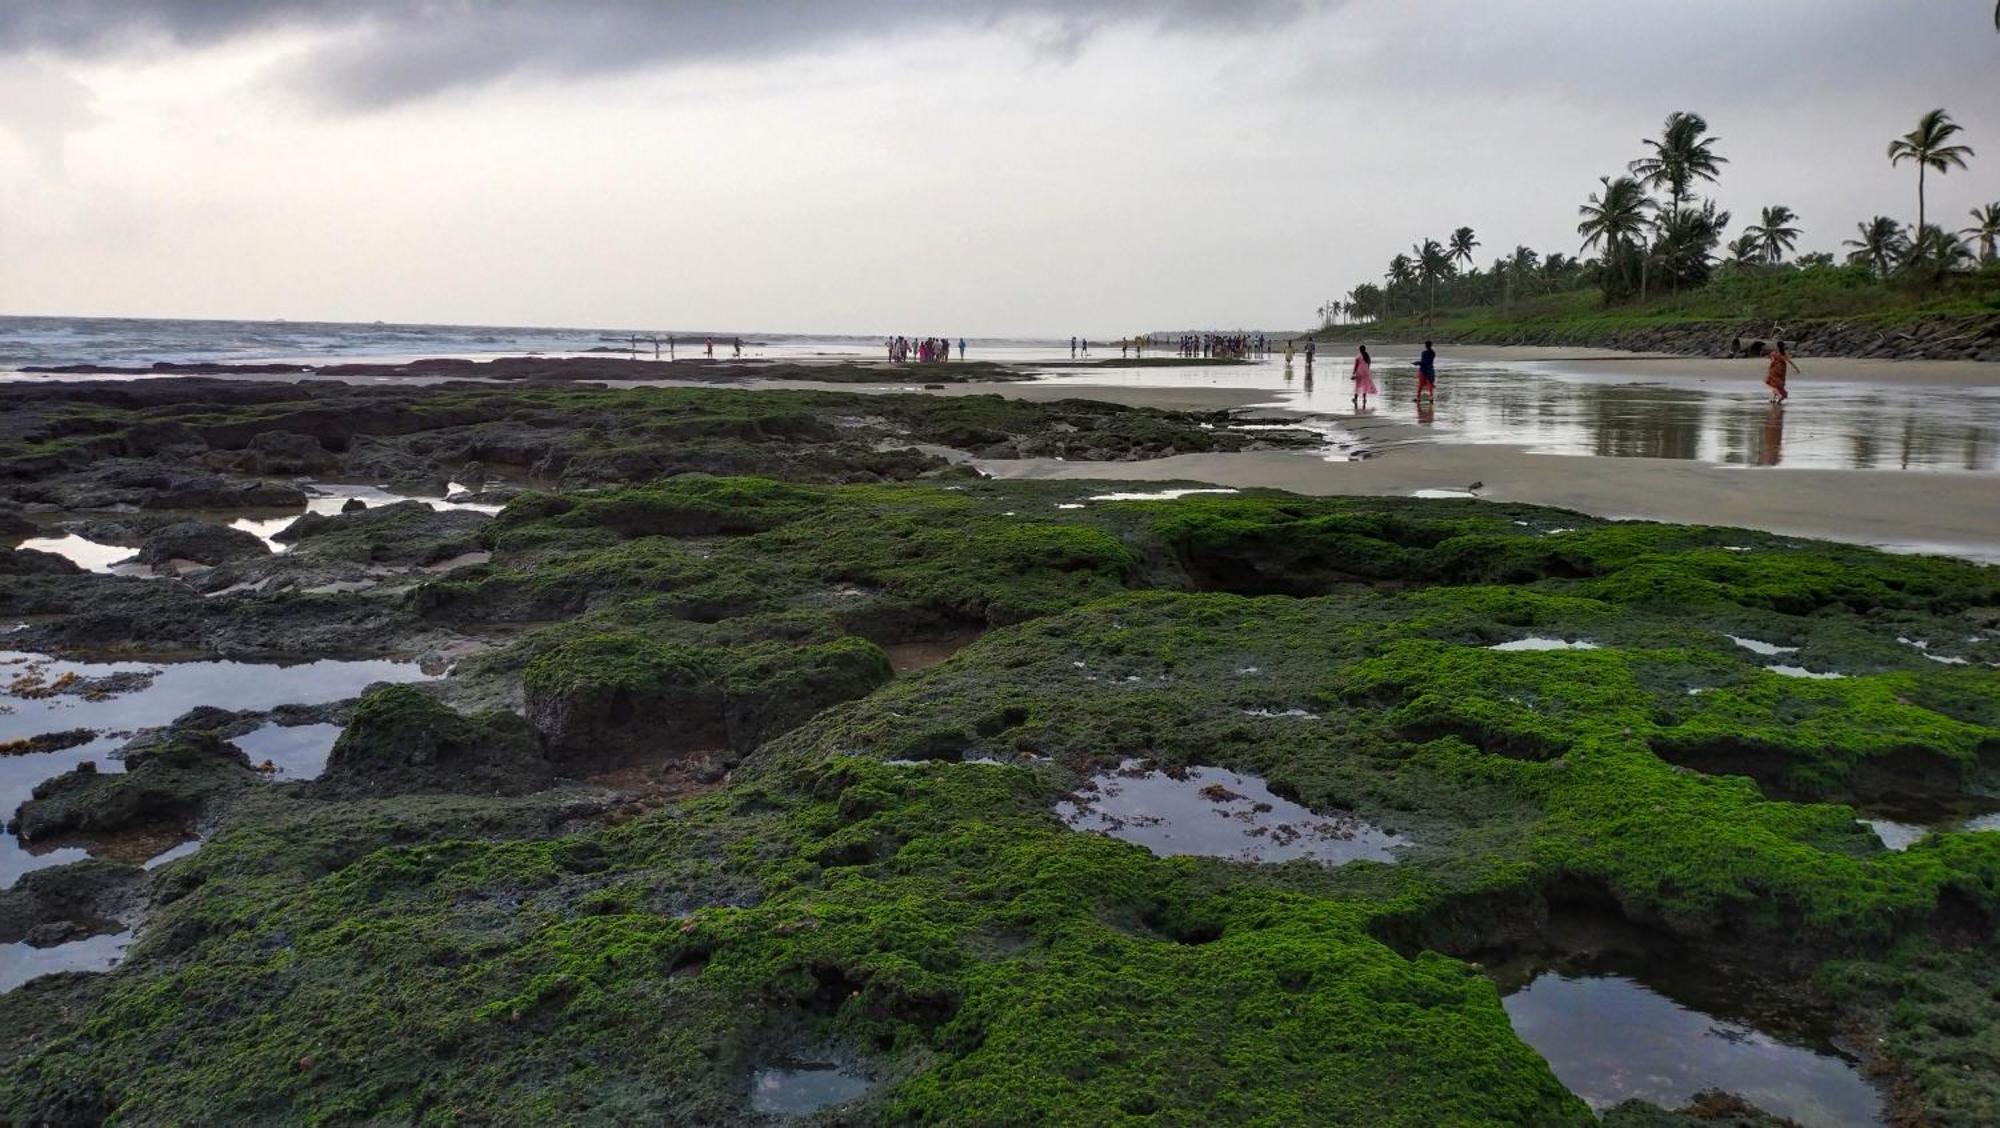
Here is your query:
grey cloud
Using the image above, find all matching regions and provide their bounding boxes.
[0,1,1322,108]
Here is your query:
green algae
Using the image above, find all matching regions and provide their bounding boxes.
[3,473,1998,1123]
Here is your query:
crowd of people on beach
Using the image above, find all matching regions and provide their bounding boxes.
[887,336,964,362]
[1175,333,1268,359]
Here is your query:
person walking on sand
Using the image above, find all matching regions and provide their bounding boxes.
[1351,344,1378,408]
[1765,340,1798,403]
[732,337,742,358]
[1416,341,1437,402]
[1070,336,1077,359]
[705,336,714,358]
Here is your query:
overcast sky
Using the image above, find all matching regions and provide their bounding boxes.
[1,0,1996,335]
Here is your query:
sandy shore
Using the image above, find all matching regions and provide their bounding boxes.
[898,377,2000,562]
[1319,342,2000,389]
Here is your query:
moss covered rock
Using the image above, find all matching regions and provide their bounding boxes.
[320,684,551,796]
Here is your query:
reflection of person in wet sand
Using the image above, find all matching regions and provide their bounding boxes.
[1765,340,1798,403]
[1415,397,1435,426]
[1759,401,1785,465]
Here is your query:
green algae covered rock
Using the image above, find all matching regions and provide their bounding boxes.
[4,470,2000,1124]
[10,729,257,844]
[321,684,551,796]
[522,632,893,764]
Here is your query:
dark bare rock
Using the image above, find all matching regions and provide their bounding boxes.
[0,859,146,945]
[0,568,421,657]
[0,547,82,576]
[0,501,35,538]
[21,461,310,512]
[207,430,340,476]
[66,514,182,546]
[135,522,270,567]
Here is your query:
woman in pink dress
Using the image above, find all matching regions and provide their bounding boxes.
[1351,345,1378,407]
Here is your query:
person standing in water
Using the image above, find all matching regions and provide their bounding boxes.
[1765,340,1798,403]
[1416,341,1437,402]
[1351,345,1378,408]
[1070,336,1078,359]
[958,338,966,360]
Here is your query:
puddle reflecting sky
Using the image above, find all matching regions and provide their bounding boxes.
[233,722,344,780]
[0,930,132,994]
[1057,762,1405,866]
[1504,972,1883,1125]
[2,652,425,887]
[749,1061,871,1116]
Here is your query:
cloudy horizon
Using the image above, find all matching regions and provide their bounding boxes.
[2,0,1996,335]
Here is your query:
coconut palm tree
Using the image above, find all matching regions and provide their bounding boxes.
[1886,109,1975,236]
[1349,284,1382,323]
[1964,203,2000,264]
[1541,252,1576,293]
[1842,217,1909,277]
[1727,233,1763,265]
[1654,200,1731,289]
[1504,245,1539,303]
[1448,227,1480,274]
[1414,239,1454,326]
[1386,254,1416,317]
[1744,205,1801,264]
[1628,111,1728,221]
[1577,175,1653,298]
[1907,224,1976,279]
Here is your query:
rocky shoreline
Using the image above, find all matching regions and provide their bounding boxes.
[0,376,1995,1124]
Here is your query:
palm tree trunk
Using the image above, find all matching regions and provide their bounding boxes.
[1917,165,1926,235]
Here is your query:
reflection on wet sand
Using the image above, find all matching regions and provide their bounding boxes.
[1370,368,1997,471]
[1039,352,2000,472]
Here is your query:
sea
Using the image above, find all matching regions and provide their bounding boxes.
[0,315,1070,374]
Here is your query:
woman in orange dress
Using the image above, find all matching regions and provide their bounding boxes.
[1765,340,1799,403]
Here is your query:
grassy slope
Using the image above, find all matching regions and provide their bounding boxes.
[1340,264,2000,346]
[2,479,1998,1123]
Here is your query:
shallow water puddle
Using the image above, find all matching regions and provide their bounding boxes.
[229,481,503,551]
[1895,637,1969,666]
[1056,761,1405,865]
[1086,488,1239,502]
[0,931,133,994]
[1488,638,1600,652]
[1862,802,2000,851]
[233,721,344,780]
[1503,973,1883,1125]
[1413,488,1478,499]
[748,1060,872,1116]
[13,534,134,573]
[0,652,425,737]
[881,628,985,674]
[2,652,424,886]
[1768,665,1844,680]
[1727,635,1798,656]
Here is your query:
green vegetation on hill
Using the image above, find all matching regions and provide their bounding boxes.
[1337,264,2000,357]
